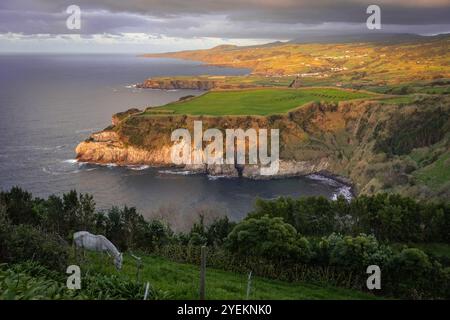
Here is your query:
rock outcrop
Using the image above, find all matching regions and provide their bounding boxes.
[75,96,450,199]
[76,131,173,166]
[137,79,219,90]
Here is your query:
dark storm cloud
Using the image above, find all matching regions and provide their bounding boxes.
[0,0,449,38]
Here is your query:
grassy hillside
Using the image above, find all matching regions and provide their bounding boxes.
[145,88,375,116]
[144,35,450,84]
[83,253,378,300]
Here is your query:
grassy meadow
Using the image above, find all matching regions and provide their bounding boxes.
[146,88,374,116]
[82,252,378,300]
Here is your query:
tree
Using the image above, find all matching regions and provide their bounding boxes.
[226,215,311,261]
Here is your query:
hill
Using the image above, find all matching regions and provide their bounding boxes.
[143,34,450,84]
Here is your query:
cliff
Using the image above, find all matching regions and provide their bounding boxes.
[137,79,220,90]
[136,77,262,90]
[76,96,450,200]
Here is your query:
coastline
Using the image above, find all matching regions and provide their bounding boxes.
[73,157,356,200]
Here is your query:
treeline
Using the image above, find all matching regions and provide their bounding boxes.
[248,194,450,242]
[1,187,449,299]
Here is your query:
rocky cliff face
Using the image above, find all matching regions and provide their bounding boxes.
[137,79,220,90]
[136,78,261,90]
[76,131,173,165]
[75,97,450,199]
[76,131,332,178]
[76,101,367,181]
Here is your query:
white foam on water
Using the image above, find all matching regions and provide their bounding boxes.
[207,175,234,180]
[158,170,196,176]
[127,165,150,171]
[331,185,353,202]
[62,159,78,164]
[306,174,353,201]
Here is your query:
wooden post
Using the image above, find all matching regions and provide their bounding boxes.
[200,246,206,300]
[246,271,252,300]
[130,252,142,284]
[143,282,150,300]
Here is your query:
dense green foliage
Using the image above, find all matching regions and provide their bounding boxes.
[226,215,311,261]
[0,262,166,300]
[1,187,449,299]
[249,194,450,242]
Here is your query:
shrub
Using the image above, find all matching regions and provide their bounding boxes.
[320,233,392,270]
[384,248,445,299]
[0,223,68,271]
[226,215,311,261]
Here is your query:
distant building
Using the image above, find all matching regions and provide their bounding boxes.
[289,76,302,88]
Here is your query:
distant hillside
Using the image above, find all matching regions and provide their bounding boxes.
[143,34,450,84]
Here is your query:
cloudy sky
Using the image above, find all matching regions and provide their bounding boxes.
[1,0,449,52]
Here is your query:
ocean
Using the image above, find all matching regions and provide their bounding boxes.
[0,54,347,221]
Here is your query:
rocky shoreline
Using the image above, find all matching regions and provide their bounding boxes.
[136,78,219,90]
[75,130,355,199]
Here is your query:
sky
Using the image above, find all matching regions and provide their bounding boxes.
[1,0,449,53]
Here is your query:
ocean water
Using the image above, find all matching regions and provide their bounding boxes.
[0,54,346,220]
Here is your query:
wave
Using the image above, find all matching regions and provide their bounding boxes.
[158,169,197,176]
[207,175,234,181]
[127,165,150,171]
[306,173,353,201]
[65,160,149,171]
[62,159,78,164]
[331,185,353,202]
[42,166,81,175]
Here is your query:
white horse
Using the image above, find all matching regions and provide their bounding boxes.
[73,231,123,270]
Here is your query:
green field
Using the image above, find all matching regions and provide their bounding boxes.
[146,88,375,116]
[84,253,378,300]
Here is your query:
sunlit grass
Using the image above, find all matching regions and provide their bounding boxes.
[145,88,374,116]
[78,252,380,300]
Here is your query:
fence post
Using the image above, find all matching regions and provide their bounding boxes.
[143,282,150,300]
[246,271,252,300]
[130,252,142,284]
[200,245,206,300]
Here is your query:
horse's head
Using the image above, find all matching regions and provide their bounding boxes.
[114,253,123,270]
